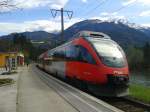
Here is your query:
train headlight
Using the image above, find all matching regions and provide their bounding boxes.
[113,71,123,75]
[107,74,129,85]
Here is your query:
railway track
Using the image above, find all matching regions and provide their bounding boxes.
[99,97,150,112]
[36,66,150,112]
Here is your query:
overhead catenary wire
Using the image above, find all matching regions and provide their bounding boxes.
[82,0,109,17]
[79,0,101,14]
[107,0,138,20]
[112,0,138,13]
[70,0,102,21]
[81,0,138,20]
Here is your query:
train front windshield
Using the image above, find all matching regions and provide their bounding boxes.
[92,40,126,68]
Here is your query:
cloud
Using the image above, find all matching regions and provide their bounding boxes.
[81,0,87,3]
[122,0,137,6]
[0,0,69,12]
[122,0,150,6]
[18,0,69,8]
[142,23,150,27]
[0,17,82,35]
[139,10,150,17]
[100,12,118,16]
[100,12,109,16]
[90,16,109,21]
[99,12,126,20]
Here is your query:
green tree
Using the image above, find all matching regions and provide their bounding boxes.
[12,33,39,61]
[126,46,144,70]
[143,42,150,69]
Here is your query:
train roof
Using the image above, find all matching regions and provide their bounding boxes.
[72,31,111,39]
[47,31,113,53]
[39,51,48,59]
[39,31,118,58]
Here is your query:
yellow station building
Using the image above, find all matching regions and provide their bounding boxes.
[0,52,24,69]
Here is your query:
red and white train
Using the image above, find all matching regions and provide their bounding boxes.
[38,31,129,97]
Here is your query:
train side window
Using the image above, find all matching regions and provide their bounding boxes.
[53,51,58,57]
[59,48,66,59]
[77,46,96,64]
[56,50,65,59]
[65,46,71,59]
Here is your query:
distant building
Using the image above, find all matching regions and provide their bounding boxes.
[17,53,24,66]
[0,52,24,69]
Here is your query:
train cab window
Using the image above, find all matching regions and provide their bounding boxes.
[66,45,78,60]
[77,46,96,64]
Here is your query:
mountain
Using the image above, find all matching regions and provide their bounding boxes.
[139,28,150,37]
[1,19,150,49]
[0,31,56,41]
[62,19,150,47]
[0,31,58,50]
[22,31,56,41]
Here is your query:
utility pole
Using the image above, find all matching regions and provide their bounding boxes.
[60,8,64,41]
[50,8,73,42]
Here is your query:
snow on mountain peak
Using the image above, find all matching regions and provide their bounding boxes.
[89,18,150,30]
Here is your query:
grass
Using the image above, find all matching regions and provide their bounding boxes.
[0,78,14,85]
[129,84,150,104]
[1,71,18,75]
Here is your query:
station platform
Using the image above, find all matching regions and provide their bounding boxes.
[17,66,78,112]
[0,65,124,112]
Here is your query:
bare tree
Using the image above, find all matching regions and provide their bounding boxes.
[0,0,20,13]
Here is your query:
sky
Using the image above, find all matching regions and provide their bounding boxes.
[0,0,150,36]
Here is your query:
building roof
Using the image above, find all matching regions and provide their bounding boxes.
[0,52,18,54]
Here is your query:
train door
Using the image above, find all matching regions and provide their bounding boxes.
[66,45,79,78]
[75,45,98,82]
[53,47,66,79]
